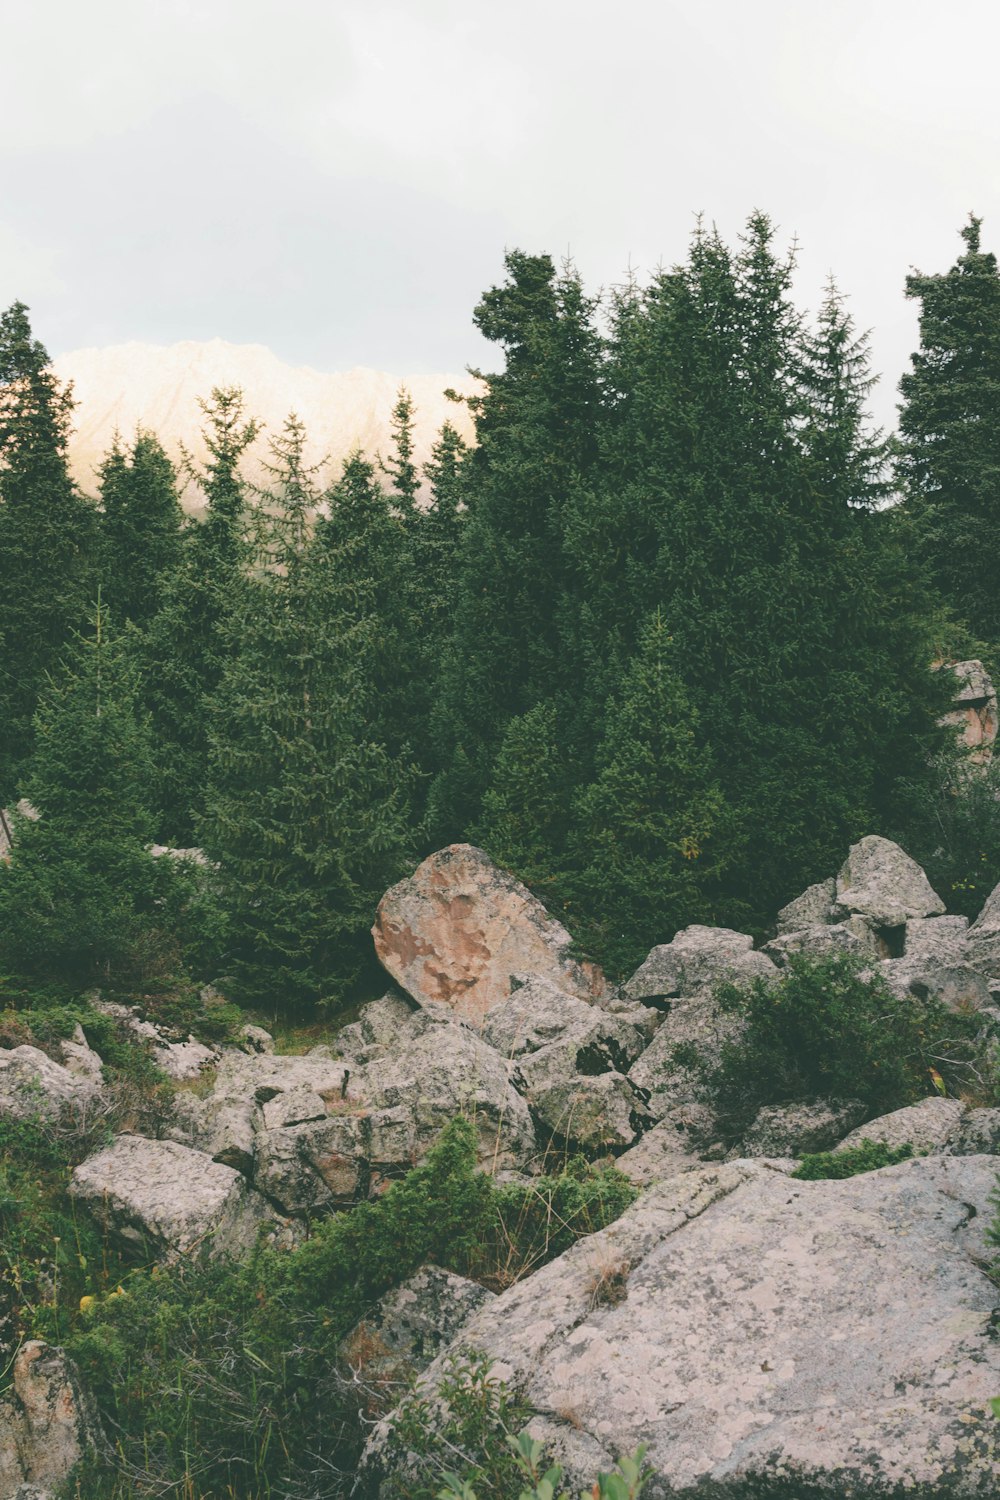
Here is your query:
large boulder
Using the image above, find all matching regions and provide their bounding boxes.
[623,926,776,1005]
[0,1045,101,1123]
[764,915,880,966]
[740,1098,866,1157]
[0,1342,101,1500]
[835,1096,967,1155]
[357,1023,537,1171]
[333,992,429,1066]
[774,878,836,934]
[70,1135,289,1260]
[365,1157,1000,1497]
[967,880,1000,984]
[834,835,945,928]
[372,845,607,1023]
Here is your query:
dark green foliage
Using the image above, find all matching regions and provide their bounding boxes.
[382,385,420,518]
[99,429,184,627]
[62,1120,634,1498]
[0,604,185,986]
[706,952,985,1138]
[791,1140,916,1180]
[898,217,1000,642]
[201,417,414,1010]
[139,387,258,835]
[0,302,97,794]
[894,749,1000,919]
[567,612,735,975]
[428,252,604,839]
[475,699,574,899]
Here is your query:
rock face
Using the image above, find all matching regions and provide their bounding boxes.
[622,925,776,1004]
[372,845,607,1023]
[343,1267,495,1384]
[69,1135,287,1260]
[941,658,999,764]
[365,1157,1000,1498]
[835,834,945,928]
[741,1098,866,1157]
[0,1342,100,1499]
[0,1045,101,1122]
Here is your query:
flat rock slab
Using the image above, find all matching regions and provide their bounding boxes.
[70,1135,282,1260]
[0,1044,101,1122]
[372,844,607,1023]
[368,1157,1000,1497]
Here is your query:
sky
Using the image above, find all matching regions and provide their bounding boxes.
[2,0,999,429]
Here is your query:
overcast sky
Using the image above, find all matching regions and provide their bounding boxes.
[2,0,998,428]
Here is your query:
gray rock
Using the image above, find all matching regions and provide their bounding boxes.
[515,1065,655,1154]
[623,925,776,1004]
[0,1342,101,1500]
[741,1098,866,1157]
[835,835,945,927]
[58,1025,104,1085]
[950,1107,1000,1155]
[372,844,608,1023]
[365,1157,1000,1497]
[967,879,1000,982]
[775,878,836,934]
[628,992,744,1123]
[835,1096,967,1154]
[0,1045,101,1123]
[614,1121,703,1187]
[881,956,993,1013]
[261,1087,328,1130]
[70,1135,288,1260]
[481,976,607,1058]
[764,915,880,965]
[237,1024,274,1054]
[343,1267,496,1383]
[212,1049,353,1104]
[904,915,972,962]
[942,659,999,763]
[334,993,428,1065]
[166,1091,259,1176]
[358,1023,536,1170]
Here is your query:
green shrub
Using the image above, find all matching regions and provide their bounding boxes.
[707,952,989,1138]
[791,1140,916,1180]
[62,1120,636,1499]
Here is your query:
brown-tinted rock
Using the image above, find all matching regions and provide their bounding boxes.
[0,1342,101,1498]
[372,845,607,1023]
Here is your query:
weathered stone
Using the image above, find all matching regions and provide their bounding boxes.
[480,976,606,1058]
[238,1024,274,1054]
[941,658,999,764]
[155,1036,220,1082]
[253,1123,334,1215]
[334,992,429,1066]
[261,1088,328,1131]
[967,880,1000,982]
[628,992,743,1123]
[834,834,945,927]
[0,1342,100,1499]
[70,1135,285,1260]
[58,1025,104,1085]
[614,1120,703,1188]
[623,925,776,1004]
[835,1095,966,1154]
[775,878,836,934]
[764,915,881,966]
[212,1049,353,1105]
[741,1098,866,1157]
[904,915,972,963]
[0,1045,101,1123]
[344,1267,496,1384]
[372,844,607,1023]
[166,1092,259,1176]
[881,956,993,1013]
[358,1023,537,1170]
[950,1107,1000,1156]
[364,1156,1000,1498]
[515,1065,654,1154]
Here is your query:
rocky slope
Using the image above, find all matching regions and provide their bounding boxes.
[52,340,479,502]
[4,834,1000,1495]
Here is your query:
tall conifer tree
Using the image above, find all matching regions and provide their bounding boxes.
[0,303,97,793]
[99,429,184,628]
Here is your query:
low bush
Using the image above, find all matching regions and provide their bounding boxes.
[791,1140,916,1180]
[62,1119,636,1499]
[706,952,990,1139]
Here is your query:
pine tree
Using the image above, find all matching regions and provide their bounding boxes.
[898,216,1000,641]
[474,699,574,897]
[382,386,420,520]
[202,418,413,1009]
[99,429,184,627]
[140,387,259,835]
[0,303,97,794]
[567,612,732,975]
[428,253,604,838]
[0,601,167,983]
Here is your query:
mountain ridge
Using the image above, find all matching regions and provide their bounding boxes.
[52,339,480,504]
